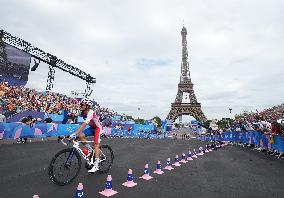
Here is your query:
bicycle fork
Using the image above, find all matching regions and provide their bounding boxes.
[64,148,76,167]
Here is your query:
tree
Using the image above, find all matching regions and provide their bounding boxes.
[174,123,179,128]
[235,110,253,120]
[134,118,145,124]
[126,115,134,121]
[152,116,162,127]
[203,120,212,129]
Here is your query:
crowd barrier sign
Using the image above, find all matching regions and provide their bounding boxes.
[0,122,81,139]
[0,122,159,140]
[198,131,284,153]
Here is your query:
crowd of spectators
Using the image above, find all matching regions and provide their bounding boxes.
[0,81,126,124]
[227,116,284,136]
[205,112,284,158]
[248,104,284,122]
[0,81,80,117]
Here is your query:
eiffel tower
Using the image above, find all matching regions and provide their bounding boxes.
[167,26,206,122]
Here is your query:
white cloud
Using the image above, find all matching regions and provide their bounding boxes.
[1,0,284,120]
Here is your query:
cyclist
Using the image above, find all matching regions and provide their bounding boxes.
[71,98,102,173]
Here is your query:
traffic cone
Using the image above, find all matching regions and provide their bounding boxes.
[180,153,188,163]
[187,150,193,161]
[208,145,213,151]
[33,195,39,198]
[202,147,206,154]
[172,155,181,166]
[122,169,137,188]
[99,175,118,197]
[205,145,209,153]
[192,149,197,158]
[75,183,84,198]
[139,164,153,180]
[197,147,204,155]
[164,158,174,170]
[153,161,164,174]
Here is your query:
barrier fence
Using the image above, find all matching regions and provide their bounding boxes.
[198,131,284,153]
[0,122,161,140]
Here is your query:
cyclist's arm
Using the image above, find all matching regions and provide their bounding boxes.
[74,110,93,135]
[74,122,87,135]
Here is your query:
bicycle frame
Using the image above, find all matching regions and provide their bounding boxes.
[61,138,107,164]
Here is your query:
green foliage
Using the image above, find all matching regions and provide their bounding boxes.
[152,116,162,127]
[126,115,134,121]
[174,123,180,128]
[216,120,227,129]
[235,110,253,120]
[203,120,212,129]
[217,118,234,129]
[134,118,146,124]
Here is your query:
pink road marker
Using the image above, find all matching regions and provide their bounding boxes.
[122,169,137,188]
[187,150,193,161]
[164,158,174,170]
[180,153,188,163]
[33,195,39,198]
[139,164,153,180]
[172,155,181,166]
[153,161,164,174]
[99,175,118,197]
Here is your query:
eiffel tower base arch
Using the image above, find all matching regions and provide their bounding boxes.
[167,103,206,122]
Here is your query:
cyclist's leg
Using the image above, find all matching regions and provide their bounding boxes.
[80,127,93,150]
[88,127,101,173]
[93,127,101,159]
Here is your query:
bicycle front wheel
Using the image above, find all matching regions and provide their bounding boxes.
[48,148,81,186]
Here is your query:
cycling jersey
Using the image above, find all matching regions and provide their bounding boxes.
[84,109,102,129]
[82,109,102,143]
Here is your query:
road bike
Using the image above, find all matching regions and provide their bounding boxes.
[48,136,114,186]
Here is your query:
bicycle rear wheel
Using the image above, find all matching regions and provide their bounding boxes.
[98,145,114,173]
[48,148,81,186]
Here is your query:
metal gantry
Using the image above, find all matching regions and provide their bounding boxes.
[0,29,96,97]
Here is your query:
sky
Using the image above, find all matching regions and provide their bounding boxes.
[1,0,284,120]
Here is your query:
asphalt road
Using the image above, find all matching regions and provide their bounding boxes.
[0,138,283,198]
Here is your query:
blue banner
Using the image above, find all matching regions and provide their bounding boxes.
[0,122,159,140]
[198,131,284,153]
[0,122,82,139]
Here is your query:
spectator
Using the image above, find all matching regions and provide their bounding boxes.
[0,110,6,123]
[44,117,53,123]
[0,81,131,127]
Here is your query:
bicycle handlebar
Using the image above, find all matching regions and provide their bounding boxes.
[57,136,74,146]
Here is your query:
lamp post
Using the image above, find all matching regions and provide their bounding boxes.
[137,107,140,120]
